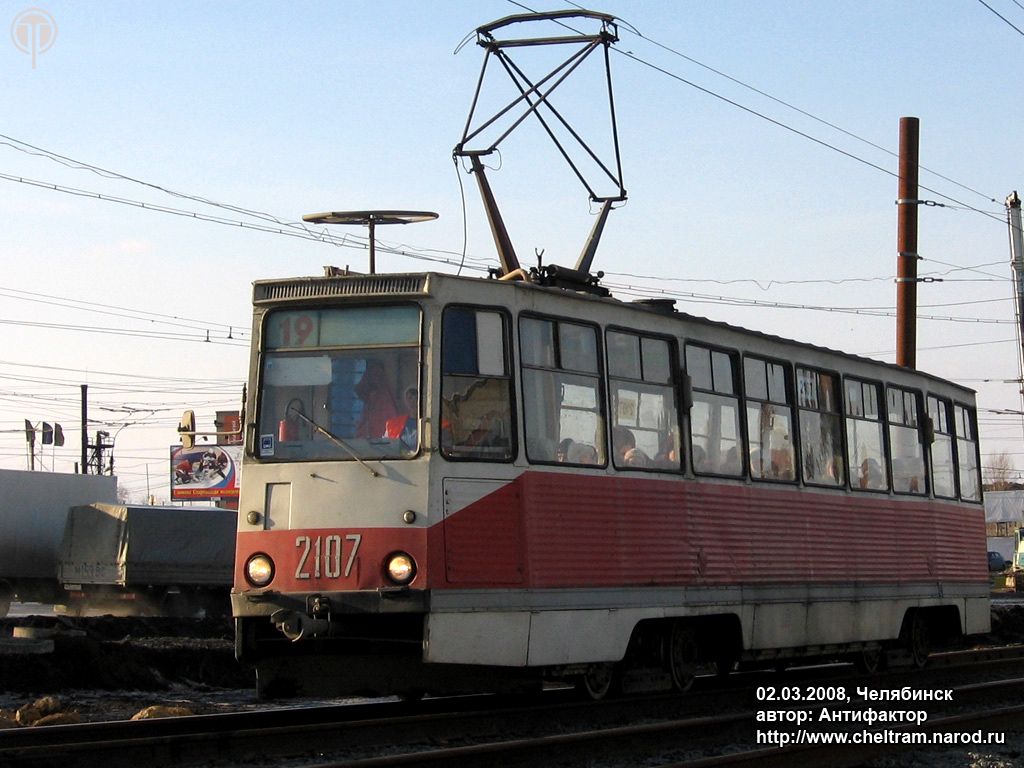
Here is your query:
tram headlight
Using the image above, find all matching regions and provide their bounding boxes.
[385,552,416,585]
[245,553,275,587]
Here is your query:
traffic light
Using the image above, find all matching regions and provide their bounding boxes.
[178,410,196,449]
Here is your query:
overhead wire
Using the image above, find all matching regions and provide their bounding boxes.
[546,0,1006,215]
[548,0,1003,210]
[0,170,494,273]
[0,132,327,239]
[0,359,238,385]
[614,10,1001,205]
[602,259,1011,289]
[603,281,1013,324]
[0,318,249,346]
[0,286,249,338]
[0,1,1010,289]
[0,133,499,273]
[0,5,1011,298]
[611,47,1006,225]
[3,5,1022,472]
[0,170,352,244]
[977,0,1024,36]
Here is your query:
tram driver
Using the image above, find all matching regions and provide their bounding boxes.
[383,386,419,451]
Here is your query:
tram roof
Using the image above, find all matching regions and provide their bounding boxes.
[252,270,975,398]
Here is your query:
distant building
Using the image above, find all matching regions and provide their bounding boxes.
[985,490,1024,561]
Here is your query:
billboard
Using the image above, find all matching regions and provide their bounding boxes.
[170,444,242,500]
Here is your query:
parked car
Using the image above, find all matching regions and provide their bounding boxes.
[988,551,1007,572]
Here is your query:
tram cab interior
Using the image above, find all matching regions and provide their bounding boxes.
[257,306,422,462]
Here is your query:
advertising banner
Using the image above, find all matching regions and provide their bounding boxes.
[170,444,242,500]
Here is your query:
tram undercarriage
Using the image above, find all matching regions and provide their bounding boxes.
[237,597,978,700]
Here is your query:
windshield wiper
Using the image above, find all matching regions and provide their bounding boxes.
[287,406,380,478]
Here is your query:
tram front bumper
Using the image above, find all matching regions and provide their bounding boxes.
[232,587,429,621]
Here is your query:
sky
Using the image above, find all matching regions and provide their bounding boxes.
[2,0,1024,502]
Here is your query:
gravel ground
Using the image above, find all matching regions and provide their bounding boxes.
[865,739,1024,768]
[0,614,254,724]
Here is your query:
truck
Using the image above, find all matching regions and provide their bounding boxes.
[1013,527,1024,592]
[57,503,236,617]
[0,469,118,615]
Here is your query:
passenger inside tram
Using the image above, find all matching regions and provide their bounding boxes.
[720,446,741,475]
[440,379,513,458]
[612,425,651,468]
[654,430,679,468]
[355,360,399,438]
[568,442,600,464]
[858,458,885,489]
[556,438,574,462]
[692,444,708,472]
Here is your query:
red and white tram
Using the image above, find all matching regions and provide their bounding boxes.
[231,269,988,698]
[229,9,987,699]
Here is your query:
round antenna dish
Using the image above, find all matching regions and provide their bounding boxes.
[302,210,438,274]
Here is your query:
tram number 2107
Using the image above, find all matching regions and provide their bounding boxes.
[294,534,362,580]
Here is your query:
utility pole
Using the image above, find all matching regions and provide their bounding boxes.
[1007,191,1024,439]
[895,117,920,369]
[80,384,88,474]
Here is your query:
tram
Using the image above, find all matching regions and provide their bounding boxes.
[228,268,987,698]
[224,11,988,698]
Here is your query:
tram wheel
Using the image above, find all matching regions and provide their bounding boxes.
[904,612,930,669]
[576,663,616,701]
[667,622,698,692]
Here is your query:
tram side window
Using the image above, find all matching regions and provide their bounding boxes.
[744,357,796,482]
[607,331,679,470]
[796,367,844,487]
[441,307,514,461]
[846,378,888,491]
[520,316,606,465]
[887,386,926,495]
[955,404,981,501]
[928,395,957,499]
[685,344,742,476]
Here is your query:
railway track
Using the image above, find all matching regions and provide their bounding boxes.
[663,704,1024,768]
[5,648,1024,768]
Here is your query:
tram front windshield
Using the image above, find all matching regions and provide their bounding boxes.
[256,305,421,462]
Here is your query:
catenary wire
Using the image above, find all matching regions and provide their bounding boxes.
[977,0,1024,36]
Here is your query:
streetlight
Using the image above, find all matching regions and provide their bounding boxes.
[107,408,155,476]
[301,210,438,274]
